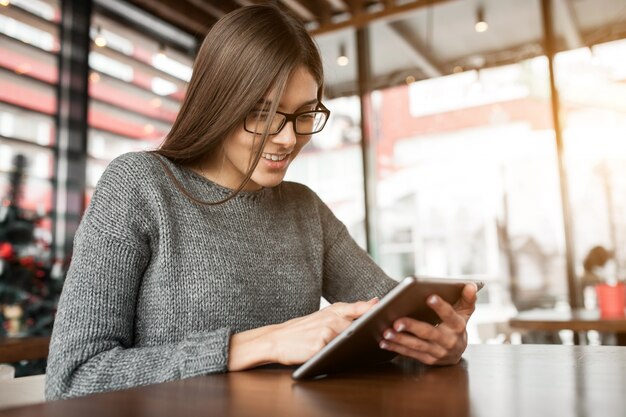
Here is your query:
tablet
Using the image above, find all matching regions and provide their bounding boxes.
[291,276,484,380]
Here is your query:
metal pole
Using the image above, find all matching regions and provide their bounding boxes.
[356,27,377,257]
[540,0,579,308]
[54,0,91,265]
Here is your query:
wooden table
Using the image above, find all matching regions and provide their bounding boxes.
[2,344,626,417]
[510,309,626,345]
[0,337,50,363]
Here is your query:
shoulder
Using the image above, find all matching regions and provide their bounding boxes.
[278,181,338,222]
[95,152,166,196]
[87,152,162,227]
[279,181,321,204]
[100,151,160,183]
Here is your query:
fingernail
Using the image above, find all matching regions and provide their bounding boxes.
[428,295,438,305]
[369,297,379,303]
[379,341,388,349]
[395,323,405,332]
[384,330,395,340]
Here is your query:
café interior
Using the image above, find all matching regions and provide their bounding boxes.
[1,0,625,415]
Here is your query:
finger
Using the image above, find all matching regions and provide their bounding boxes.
[379,339,440,365]
[382,329,448,358]
[427,295,467,333]
[392,318,456,347]
[321,317,353,343]
[453,284,478,316]
[330,298,379,320]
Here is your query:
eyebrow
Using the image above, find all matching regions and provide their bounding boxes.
[256,98,319,108]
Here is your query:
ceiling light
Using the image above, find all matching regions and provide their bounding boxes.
[94,26,107,47]
[475,7,488,33]
[156,43,166,60]
[337,44,349,66]
[15,63,31,75]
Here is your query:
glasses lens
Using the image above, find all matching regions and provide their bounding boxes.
[245,111,286,134]
[295,111,327,134]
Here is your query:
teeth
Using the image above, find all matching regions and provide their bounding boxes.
[262,153,288,162]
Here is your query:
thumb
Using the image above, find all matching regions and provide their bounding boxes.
[454,283,478,317]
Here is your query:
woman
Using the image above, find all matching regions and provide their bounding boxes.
[45,4,477,400]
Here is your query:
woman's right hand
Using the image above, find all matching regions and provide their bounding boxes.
[267,298,379,365]
[227,298,378,371]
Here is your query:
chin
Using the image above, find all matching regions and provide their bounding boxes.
[251,174,286,189]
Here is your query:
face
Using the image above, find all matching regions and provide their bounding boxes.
[203,66,319,191]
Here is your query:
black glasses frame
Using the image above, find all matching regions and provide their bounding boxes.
[243,102,331,135]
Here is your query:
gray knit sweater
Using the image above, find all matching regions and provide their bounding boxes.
[45,151,397,400]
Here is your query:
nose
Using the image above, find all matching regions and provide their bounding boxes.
[271,120,297,148]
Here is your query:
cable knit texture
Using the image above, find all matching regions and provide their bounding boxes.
[45,151,397,400]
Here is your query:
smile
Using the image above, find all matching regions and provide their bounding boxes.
[262,152,289,162]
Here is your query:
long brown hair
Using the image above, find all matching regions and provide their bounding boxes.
[151,4,324,205]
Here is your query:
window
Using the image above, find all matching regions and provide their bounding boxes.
[368,0,568,314]
[86,12,194,201]
[555,39,626,289]
[0,0,59,248]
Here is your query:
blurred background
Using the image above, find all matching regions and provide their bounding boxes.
[1,0,625,375]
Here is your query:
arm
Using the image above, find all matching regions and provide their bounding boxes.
[45,221,232,400]
[313,191,477,365]
[314,197,397,302]
[45,154,231,400]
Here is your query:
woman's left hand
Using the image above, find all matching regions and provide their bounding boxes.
[379,283,478,365]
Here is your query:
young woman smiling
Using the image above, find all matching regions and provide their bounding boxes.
[45,4,477,400]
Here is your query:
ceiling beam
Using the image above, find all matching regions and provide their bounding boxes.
[386,21,443,78]
[279,0,317,21]
[129,0,215,35]
[554,0,583,49]
[186,0,240,18]
[298,0,333,25]
[323,0,349,12]
[311,0,455,36]
[186,0,226,18]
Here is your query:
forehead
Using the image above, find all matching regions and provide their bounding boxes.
[263,66,318,110]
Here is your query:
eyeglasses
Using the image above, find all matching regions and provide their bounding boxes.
[243,103,330,135]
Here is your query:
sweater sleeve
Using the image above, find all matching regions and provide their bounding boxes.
[45,154,231,400]
[314,194,399,303]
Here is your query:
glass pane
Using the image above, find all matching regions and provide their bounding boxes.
[554,39,626,304]
[0,103,55,146]
[0,36,58,83]
[0,4,59,52]
[0,173,53,214]
[0,137,55,180]
[86,11,193,192]
[369,0,567,320]
[0,70,57,115]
